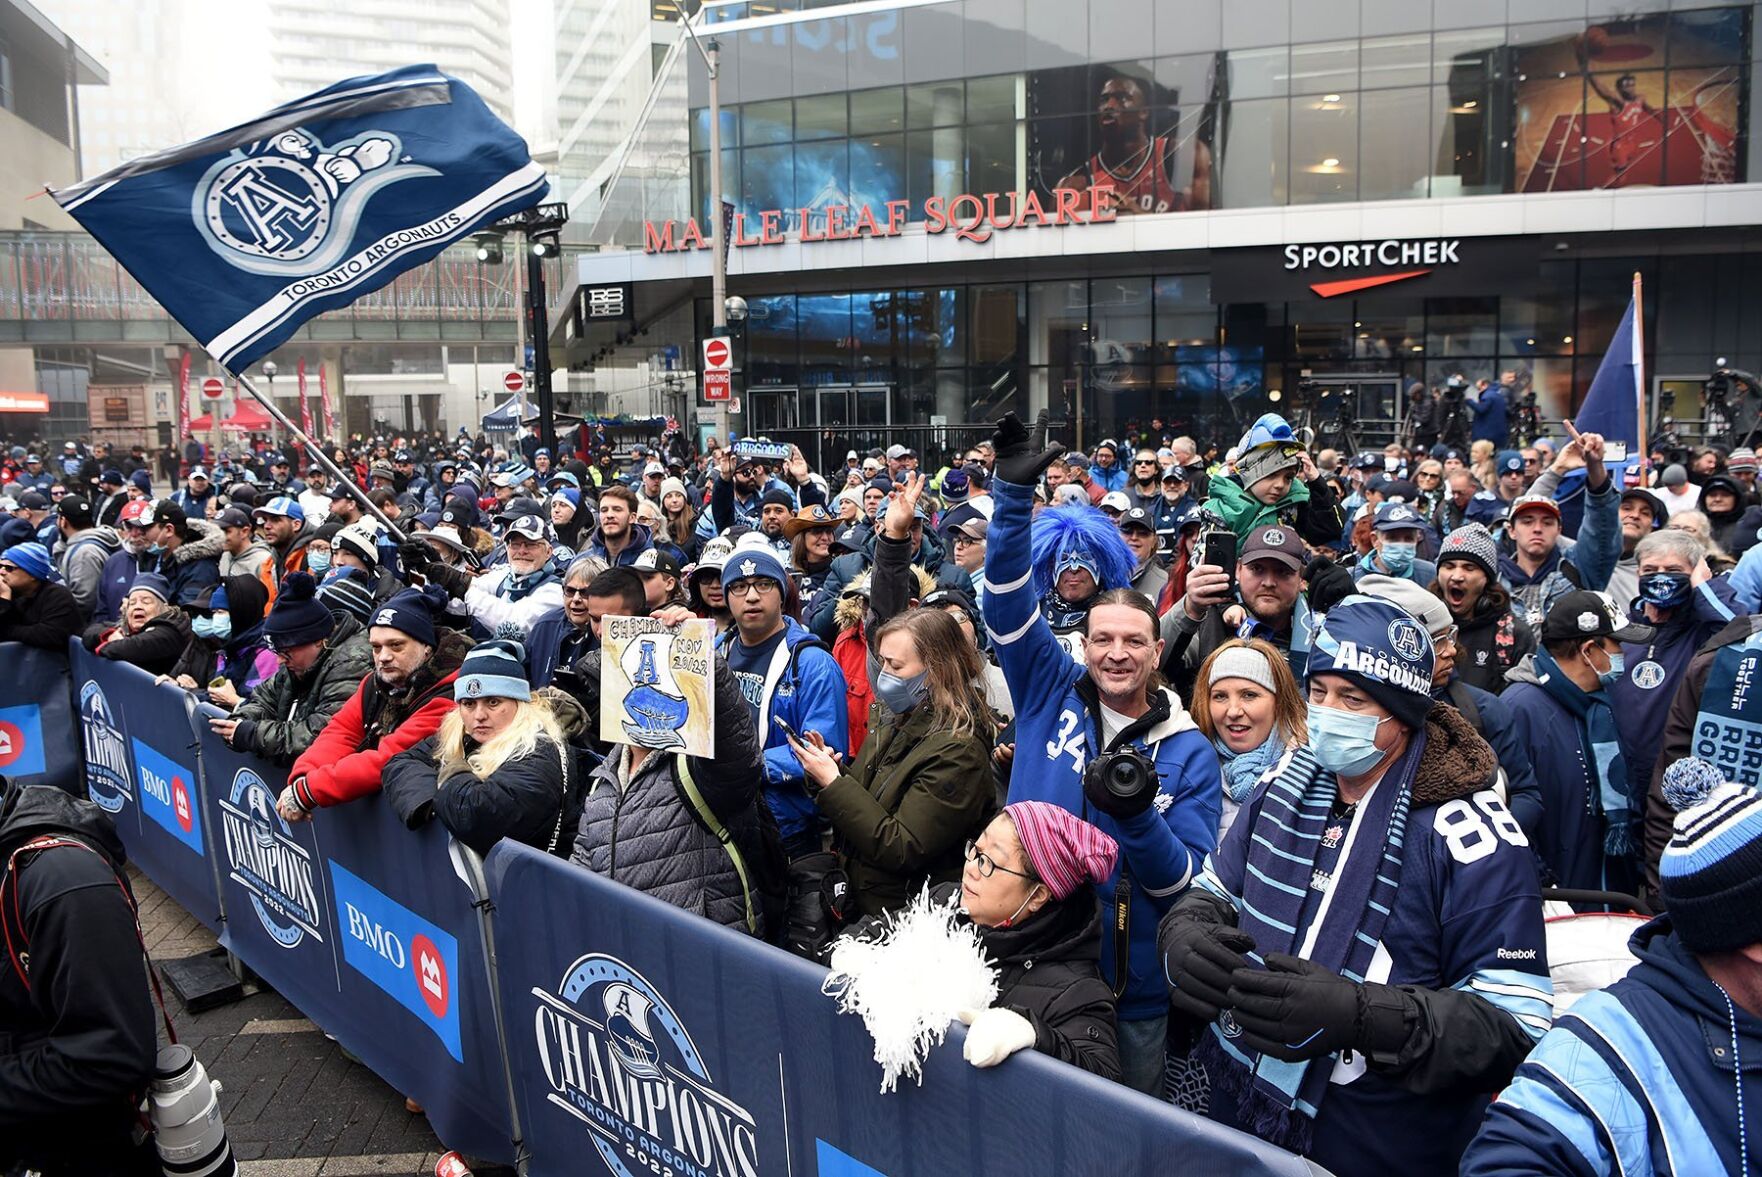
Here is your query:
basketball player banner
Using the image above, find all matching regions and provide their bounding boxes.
[599,615,716,758]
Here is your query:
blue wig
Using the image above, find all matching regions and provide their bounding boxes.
[1029,503,1137,600]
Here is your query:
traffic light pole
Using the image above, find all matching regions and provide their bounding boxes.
[526,246,557,457]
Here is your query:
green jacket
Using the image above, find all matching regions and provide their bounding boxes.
[815,701,995,919]
[227,612,373,764]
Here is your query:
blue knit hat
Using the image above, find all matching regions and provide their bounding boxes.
[128,571,173,603]
[0,542,53,582]
[264,571,334,649]
[721,547,789,593]
[1309,595,1436,730]
[455,639,532,702]
[1659,757,1762,953]
[369,585,444,647]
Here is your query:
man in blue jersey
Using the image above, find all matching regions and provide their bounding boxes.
[1160,595,1550,1176]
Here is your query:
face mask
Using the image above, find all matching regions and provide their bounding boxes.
[307,551,331,574]
[875,667,931,714]
[1585,644,1625,691]
[1379,541,1417,575]
[1384,456,1400,472]
[1306,703,1390,776]
[147,542,165,555]
[192,613,232,641]
[1638,571,1691,609]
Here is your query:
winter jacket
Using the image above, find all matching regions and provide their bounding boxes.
[807,524,975,643]
[268,523,317,581]
[1719,538,1762,614]
[571,656,773,934]
[715,617,849,844]
[287,628,471,810]
[228,612,373,763]
[141,518,224,608]
[55,526,121,620]
[461,563,564,638]
[384,729,581,858]
[1090,463,1128,494]
[1130,555,1169,605]
[698,474,800,540]
[1188,706,1549,1177]
[1203,472,1346,549]
[82,607,192,676]
[1438,678,1544,840]
[1497,477,1620,626]
[1462,916,1759,1177]
[0,784,157,1173]
[0,582,82,652]
[815,701,994,919]
[170,486,218,518]
[982,474,1223,1021]
[1470,383,1510,446]
[1446,581,1534,696]
[578,521,655,568]
[523,606,595,688]
[219,540,278,603]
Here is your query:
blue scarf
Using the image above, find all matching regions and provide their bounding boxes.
[500,564,558,603]
[1532,648,1633,858]
[1215,732,1286,804]
[1195,734,1421,1153]
[1237,594,1313,680]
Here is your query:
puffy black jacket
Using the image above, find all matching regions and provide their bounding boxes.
[82,607,193,676]
[0,783,157,1174]
[0,581,82,652]
[227,611,372,763]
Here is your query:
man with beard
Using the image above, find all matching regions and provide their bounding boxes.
[1432,523,1533,695]
[1165,524,1313,697]
[1605,487,1665,608]
[756,488,796,556]
[1123,448,1164,513]
[209,571,373,763]
[698,451,796,541]
[254,495,316,581]
[1055,74,1211,214]
[404,513,564,639]
[579,485,654,567]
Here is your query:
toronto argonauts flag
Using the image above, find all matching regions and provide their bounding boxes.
[1571,281,1644,453]
[51,65,546,370]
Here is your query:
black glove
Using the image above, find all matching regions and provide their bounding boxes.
[1304,554,1356,614]
[1159,908,1257,1023]
[1226,952,1412,1062]
[991,411,1066,487]
[397,540,432,575]
[424,559,472,599]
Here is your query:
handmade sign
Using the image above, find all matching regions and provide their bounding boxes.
[598,616,715,757]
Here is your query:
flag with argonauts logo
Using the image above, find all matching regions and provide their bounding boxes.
[51,64,546,370]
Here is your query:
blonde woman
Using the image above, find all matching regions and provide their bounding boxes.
[1469,438,1496,488]
[788,607,996,919]
[382,638,580,856]
[1191,638,1307,837]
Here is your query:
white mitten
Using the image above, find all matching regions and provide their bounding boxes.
[956,1007,1036,1068]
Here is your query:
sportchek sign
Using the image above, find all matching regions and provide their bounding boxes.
[1211,236,1537,303]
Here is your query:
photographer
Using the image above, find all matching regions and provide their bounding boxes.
[1402,381,1439,454]
[981,411,1222,1095]
[1470,372,1512,448]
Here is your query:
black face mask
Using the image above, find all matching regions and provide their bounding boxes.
[1638,570,1692,608]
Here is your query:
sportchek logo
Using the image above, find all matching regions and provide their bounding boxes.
[1284,239,1462,298]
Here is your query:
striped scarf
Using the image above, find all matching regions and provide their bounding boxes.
[1196,734,1421,1153]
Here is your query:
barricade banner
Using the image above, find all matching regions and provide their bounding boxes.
[195,721,516,1162]
[485,841,1316,1177]
[0,642,80,795]
[68,641,220,929]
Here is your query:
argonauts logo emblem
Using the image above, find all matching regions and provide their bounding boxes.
[80,681,132,812]
[533,954,758,1177]
[219,768,323,949]
[193,127,436,276]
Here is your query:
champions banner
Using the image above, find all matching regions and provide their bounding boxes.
[50,65,547,371]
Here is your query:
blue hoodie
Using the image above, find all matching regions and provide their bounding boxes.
[1463,916,1762,1176]
[982,475,1223,1021]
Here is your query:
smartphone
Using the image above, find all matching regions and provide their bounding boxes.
[773,717,799,742]
[1199,528,1238,573]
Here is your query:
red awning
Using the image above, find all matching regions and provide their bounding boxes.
[186,413,215,431]
[222,399,274,432]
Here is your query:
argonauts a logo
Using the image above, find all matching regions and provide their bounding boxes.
[79,681,132,812]
[219,768,323,949]
[533,954,758,1177]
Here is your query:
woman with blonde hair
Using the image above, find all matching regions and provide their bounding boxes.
[787,606,996,918]
[1191,637,1306,836]
[1469,438,1496,488]
[383,638,582,856]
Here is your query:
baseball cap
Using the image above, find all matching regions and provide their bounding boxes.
[632,547,682,578]
[783,503,837,540]
[119,499,152,527]
[1098,491,1130,514]
[56,496,94,528]
[188,466,210,481]
[145,499,186,529]
[503,514,548,542]
[1161,465,1189,484]
[1509,493,1561,521]
[832,522,870,553]
[643,462,666,477]
[1350,452,1381,471]
[17,491,48,511]
[1381,479,1420,503]
[1661,464,1690,488]
[216,506,254,530]
[1118,506,1156,533]
[885,444,910,461]
[1540,589,1656,645]
[948,517,989,542]
[255,495,304,522]
[1240,524,1306,571]
[1373,501,1426,532]
[100,468,124,486]
[1620,487,1667,529]
[1495,450,1525,476]
[546,471,580,490]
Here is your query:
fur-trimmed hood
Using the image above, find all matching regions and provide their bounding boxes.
[1412,701,1498,807]
[172,517,226,566]
[832,565,936,633]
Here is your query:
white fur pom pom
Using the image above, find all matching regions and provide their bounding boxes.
[821,887,998,1093]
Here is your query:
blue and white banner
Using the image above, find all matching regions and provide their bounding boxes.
[52,65,546,370]
[0,645,80,795]
[1573,284,1644,452]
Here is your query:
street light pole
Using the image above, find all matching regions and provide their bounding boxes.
[680,16,729,438]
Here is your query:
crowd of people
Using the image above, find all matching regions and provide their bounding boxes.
[4,409,1762,1175]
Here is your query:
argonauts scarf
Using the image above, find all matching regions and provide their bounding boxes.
[1195,734,1421,1153]
[1533,648,1633,858]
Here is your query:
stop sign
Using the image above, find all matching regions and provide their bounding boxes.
[503,371,526,393]
[201,377,224,399]
[703,338,731,369]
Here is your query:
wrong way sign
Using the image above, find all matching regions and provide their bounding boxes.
[503,371,526,393]
[201,377,225,399]
[702,335,732,401]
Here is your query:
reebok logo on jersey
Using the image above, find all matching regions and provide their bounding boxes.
[1496,947,1537,960]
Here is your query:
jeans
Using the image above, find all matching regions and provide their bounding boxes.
[1118,1013,1169,1097]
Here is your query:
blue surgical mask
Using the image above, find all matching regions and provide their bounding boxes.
[147,542,165,555]
[192,613,232,641]
[1379,541,1417,575]
[1587,644,1625,691]
[875,668,930,714]
[307,551,331,574]
[1638,571,1691,609]
[1306,703,1390,776]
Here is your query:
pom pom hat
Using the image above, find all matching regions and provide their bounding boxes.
[264,571,334,649]
[456,639,532,702]
[1659,757,1762,953]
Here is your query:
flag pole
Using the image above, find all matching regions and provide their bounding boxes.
[225,364,410,543]
[1633,271,1647,475]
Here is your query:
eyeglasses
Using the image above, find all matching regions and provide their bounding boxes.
[1433,624,1460,647]
[561,585,594,599]
[1416,471,1441,481]
[1134,459,1158,467]
[0,563,16,574]
[965,840,1034,881]
[726,578,780,598]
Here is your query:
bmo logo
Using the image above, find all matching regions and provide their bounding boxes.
[330,860,463,1061]
[0,705,45,777]
[131,739,203,855]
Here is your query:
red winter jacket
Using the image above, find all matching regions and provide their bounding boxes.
[288,630,470,809]
[832,624,873,758]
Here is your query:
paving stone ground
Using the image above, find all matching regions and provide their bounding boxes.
[133,866,515,1176]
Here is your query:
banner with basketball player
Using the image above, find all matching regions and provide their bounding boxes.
[1515,11,1747,193]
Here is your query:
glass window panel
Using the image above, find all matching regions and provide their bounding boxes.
[1432,26,1503,86]
[1214,96,1287,208]
[1351,298,1427,362]
[794,92,847,140]
[691,107,740,151]
[1226,45,1290,99]
[967,74,1019,123]
[849,86,904,134]
[1431,82,1501,196]
[906,80,965,128]
[1500,293,1577,357]
[793,139,849,208]
[1426,297,1498,357]
[741,145,794,214]
[850,134,907,207]
[1359,86,1432,201]
[1360,33,1433,90]
[798,294,853,386]
[965,121,1017,196]
[971,285,1023,367]
[742,99,792,145]
[747,294,798,387]
[906,129,962,206]
[1289,93,1356,203]
[1668,9,1748,68]
[1029,116,1090,196]
[1289,40,1358,97]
